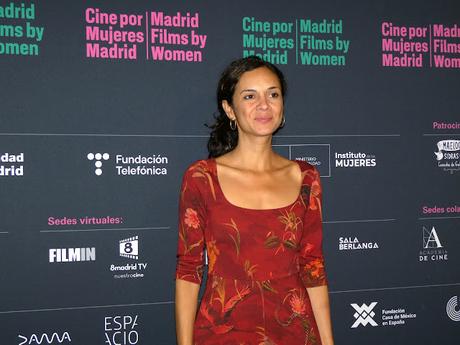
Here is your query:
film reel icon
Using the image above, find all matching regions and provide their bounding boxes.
[446,296,460,322]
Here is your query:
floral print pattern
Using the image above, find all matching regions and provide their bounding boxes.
[185,208,200,229]
[176,159,327,344]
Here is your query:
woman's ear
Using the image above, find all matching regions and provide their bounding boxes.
[222,100,235,121]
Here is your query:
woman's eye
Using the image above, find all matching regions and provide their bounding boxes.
[270,92,279,98]
[243,94,254,100]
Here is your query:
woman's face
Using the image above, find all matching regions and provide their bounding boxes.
[223,67,284,138]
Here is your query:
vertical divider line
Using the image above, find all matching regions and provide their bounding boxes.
[295,19,299,65]
[429,24,432,67]
[145,11,149,60]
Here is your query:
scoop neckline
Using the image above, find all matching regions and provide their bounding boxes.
[209,157,305,212]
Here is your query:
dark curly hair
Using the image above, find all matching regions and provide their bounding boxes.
[207,56,287,158]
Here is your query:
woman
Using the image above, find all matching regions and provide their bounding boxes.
[175,56,334,345]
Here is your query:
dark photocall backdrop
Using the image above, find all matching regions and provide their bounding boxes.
[1,0,459,344]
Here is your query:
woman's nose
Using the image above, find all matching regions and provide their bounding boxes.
[257,94,269,109]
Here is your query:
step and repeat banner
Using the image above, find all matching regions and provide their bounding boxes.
[1,0,459,344]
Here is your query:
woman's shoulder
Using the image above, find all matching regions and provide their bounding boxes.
[293,159,316,172]
[181,159,216,187]
[183,158,214,175]
[181,159,217,200]
[293,159,320,184]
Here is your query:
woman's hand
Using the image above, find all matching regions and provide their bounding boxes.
[307,285,334,345]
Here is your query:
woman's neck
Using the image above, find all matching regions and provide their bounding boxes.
[224,135,278,172]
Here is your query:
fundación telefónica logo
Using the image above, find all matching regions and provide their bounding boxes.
[351,302,378,328]
[446,296,460,322]
[86,151,169,176]
[87,152,110,176]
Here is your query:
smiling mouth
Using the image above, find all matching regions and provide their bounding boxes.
[255,117,273,123]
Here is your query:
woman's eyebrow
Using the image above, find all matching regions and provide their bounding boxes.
[239,86,280,94]
[240,88,256,94]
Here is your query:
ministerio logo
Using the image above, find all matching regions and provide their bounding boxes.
[272,143,331,177]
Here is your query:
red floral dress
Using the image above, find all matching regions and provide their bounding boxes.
[176,159,327,345]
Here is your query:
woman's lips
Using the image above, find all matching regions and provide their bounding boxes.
[254,117,273,123]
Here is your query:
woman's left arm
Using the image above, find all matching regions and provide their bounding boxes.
[307,285,334,345]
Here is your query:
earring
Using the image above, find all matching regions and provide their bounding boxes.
[230,119,237,130]
[279,115,286,128]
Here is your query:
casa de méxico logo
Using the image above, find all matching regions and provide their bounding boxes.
[85,152,168,176]
[351,302,417,328]
[351,302,378,328]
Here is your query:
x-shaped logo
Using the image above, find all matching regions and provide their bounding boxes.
[351,302,378,328]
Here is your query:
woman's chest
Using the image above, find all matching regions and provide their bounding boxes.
[217,171,301,210]
[205,200,306,253]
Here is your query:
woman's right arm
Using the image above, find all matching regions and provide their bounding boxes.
[175,279,200,345]
[175,163,207,345]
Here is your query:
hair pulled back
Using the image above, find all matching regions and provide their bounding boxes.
[207,56,287,158]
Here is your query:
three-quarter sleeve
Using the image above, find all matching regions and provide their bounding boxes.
[298,166,327,288]
[175,166,206,285]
